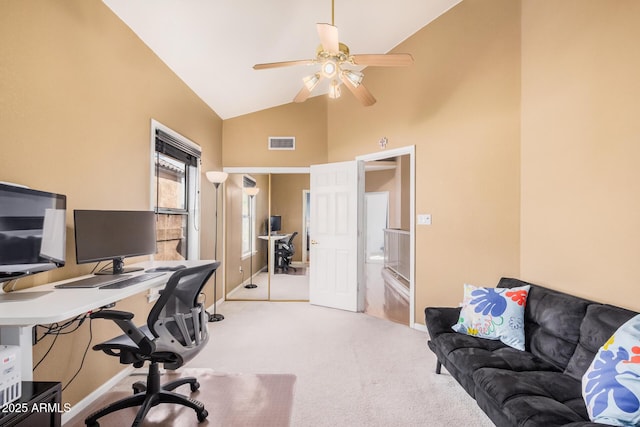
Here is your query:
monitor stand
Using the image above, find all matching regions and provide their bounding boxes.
[95,257,143,275]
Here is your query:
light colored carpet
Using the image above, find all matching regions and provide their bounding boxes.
[64,369,295,427]
[191,301,495,427]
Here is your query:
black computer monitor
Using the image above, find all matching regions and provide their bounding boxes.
[0,183,67,283]
[74,210,156,275]
[270,215,282,233]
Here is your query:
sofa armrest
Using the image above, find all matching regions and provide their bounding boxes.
[424,306,461,340]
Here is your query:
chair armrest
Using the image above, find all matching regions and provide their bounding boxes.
[424,306,461,340]
[90,310,134,320]
[91,309,155,354]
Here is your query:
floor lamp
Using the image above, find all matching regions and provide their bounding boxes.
[206,170,228,322]
[244,187,260,289]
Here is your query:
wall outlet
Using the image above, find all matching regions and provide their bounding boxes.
[239,266,243,273]
[417,214,432,225]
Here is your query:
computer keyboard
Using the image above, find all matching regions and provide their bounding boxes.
[55,274,133,289]
[98,272,166,290]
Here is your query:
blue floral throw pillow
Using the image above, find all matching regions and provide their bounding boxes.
[451,284,530,351]
[582,314,640,426]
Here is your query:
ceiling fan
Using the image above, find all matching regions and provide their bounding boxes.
[253,1,414,106]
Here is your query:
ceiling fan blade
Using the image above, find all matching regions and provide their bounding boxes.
[351,53,414,67]
[339,74,376,106]
[317,23,339,54]
[253,59,316,70]
[293,86,312,103]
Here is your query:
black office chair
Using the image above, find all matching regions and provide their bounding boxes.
[275,232,298,274]
[85,262,219,427]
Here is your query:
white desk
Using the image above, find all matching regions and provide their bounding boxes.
[258,234,290,280]
[0,260,214,380]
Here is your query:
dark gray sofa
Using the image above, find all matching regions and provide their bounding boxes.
[425,277,638,427]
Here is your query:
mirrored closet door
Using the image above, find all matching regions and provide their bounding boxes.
[224,172,309,302]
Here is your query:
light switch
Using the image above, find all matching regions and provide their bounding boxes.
[418,214,432,225]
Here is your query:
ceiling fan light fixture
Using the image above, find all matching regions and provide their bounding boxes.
[328,80,341,99]
[342,70,364,87]
[321,60,338,78]
[303,73,321,91]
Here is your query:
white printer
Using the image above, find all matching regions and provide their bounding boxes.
[0,345,21,407]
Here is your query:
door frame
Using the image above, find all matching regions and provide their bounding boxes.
[356,145,416,328]
[302,189,310,264]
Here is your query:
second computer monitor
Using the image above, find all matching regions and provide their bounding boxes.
[269,215,281,233]
[74,210,157,275]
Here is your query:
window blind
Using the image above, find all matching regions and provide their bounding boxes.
[155,129,200,166]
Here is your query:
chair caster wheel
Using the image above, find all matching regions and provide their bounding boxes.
[132,381,146,394]
[197,409,208,422]
[190,381,200,392]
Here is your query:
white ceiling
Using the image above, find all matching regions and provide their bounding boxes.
[102,0,461,119]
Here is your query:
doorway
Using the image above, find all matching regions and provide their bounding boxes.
[356,146,415,327]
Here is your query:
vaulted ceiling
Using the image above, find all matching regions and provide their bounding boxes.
[102,0,462,119]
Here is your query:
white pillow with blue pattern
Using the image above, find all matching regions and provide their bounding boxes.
[451,283,530,351]
[582,314,640,426]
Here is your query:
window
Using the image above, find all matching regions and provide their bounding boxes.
[152,121,201,261]
[241,175,257,258]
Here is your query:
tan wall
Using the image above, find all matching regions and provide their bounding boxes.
[0,0,222,406]
[222,97,328,167]
[520,0,640,311]
[270,174,310,262]
[327,0,522,313]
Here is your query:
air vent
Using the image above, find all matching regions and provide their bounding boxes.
[268,136,295,150]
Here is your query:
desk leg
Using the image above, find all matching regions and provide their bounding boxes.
[0,325,34,381]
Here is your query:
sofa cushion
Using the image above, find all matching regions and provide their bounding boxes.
[451,283,530,350]
[564,304,638,381]
[474,367,590,426]
[582,314,640,426]
[430,331,559,397]
[498,278,591,370]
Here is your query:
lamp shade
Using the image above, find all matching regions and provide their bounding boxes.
[342,70,364,87]
[206,171,228,184]
[244,187,260,197]
[303,73,321,91]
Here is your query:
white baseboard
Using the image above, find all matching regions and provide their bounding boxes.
[206,294,226,313]
[412,322,428,334]
[62,366,134,424]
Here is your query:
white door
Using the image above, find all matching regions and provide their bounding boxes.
[309,161,363,312]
